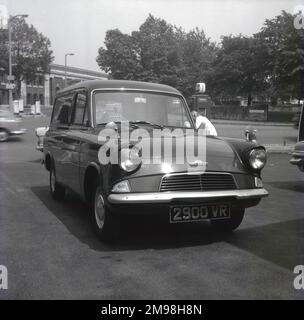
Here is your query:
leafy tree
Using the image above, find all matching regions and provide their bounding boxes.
[257,10,304,102]
[210,35,269,106]
[134,14,182,87]
[97,12,304,104]
[0,17,53,98]
[0,29,8,73]
[211,11,304,104]
[178,27,218,97]
[96,15,217,98]
[97,15,183,87]
[96,29,142,80]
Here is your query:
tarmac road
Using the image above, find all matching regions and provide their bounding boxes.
[214,121,297,146]
[0,116,303,299]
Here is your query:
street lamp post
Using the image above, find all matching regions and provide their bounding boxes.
[64,53,74,87]
[8,14,28,110]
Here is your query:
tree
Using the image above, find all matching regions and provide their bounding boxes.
[134,14,182,87]
[0,28,8,72]
[178,27,218,97]
[96,15,217,97]
[96,29,142,80]
[257,10,304,102]
[97,15,183,87]
[210,35,269,106]
[210,11,304,105]
[96,12,304,104]
[0,17,53,98]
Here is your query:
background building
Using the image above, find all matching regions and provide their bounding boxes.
[0,64,108,106]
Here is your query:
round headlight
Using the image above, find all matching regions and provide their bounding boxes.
[120,147,141,172]
[248,148,267,170]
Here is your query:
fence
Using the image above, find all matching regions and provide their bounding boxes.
[210,105,268,121]
[210,104,302,122]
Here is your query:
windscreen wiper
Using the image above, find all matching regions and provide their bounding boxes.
[96,121,139,129]
[130,121,163,129]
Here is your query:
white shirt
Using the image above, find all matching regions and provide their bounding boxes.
[195,115,217,136]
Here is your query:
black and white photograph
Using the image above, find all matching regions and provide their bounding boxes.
[0,0,304,305]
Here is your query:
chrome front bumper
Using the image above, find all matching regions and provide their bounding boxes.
[108,188,269,204]
[290,158,304,165]
[290,151,304,165]
[10,128,26,135]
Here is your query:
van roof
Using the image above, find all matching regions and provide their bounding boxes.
[57,80,181,95]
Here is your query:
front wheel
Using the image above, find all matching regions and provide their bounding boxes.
[50,165,66,200]
[91,186,120,242]
[210,208,245,232]
[0,129,9,142]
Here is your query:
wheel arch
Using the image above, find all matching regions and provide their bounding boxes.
[84,162,102,203]
[44,152,53,171]
[0,127,9,134]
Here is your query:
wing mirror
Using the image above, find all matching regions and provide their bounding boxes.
[245,126,257,143]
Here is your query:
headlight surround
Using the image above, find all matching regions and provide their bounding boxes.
[120,147,142,172]
[248,148,267,170]
[111,180,131,193]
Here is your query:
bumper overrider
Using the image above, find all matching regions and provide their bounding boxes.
[36,140,44,151]
[108,188,268,204]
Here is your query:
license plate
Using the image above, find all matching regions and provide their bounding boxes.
[169,204,230,223]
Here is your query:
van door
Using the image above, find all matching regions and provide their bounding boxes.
[50,93,74,185]
[62,90,88,194]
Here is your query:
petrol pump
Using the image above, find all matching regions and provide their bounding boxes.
[188,83,213,118]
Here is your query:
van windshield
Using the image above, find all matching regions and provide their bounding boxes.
[93,91,192,128]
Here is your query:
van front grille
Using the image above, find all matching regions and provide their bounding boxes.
[160,173,237,192]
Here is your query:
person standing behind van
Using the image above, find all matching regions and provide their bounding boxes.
[191,110,217,136]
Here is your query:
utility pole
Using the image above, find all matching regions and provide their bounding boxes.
[64,53,74,87]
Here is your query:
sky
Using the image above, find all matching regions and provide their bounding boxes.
[1,0,303,72]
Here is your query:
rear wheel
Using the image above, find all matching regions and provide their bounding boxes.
[298,164,304,172]
[50,165,66,200]
[91,186,120,242]
[0,129,9,142]
[210,208,244,232]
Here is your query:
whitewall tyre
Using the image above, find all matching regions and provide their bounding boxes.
[91,186,120,242]
[50,166,66,200]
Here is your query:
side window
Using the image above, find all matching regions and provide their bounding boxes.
[73,92,88,125]
[52,97,64,123]
[167,98,187,127]
[52,94,74,125]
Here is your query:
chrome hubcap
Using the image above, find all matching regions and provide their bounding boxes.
[0,131,8,142]
[95,191,105,230]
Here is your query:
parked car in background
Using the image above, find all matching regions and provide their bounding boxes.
[35,126,49,151]
[43,80,268,242]
[290,106,304,172]
[0,108,26,142]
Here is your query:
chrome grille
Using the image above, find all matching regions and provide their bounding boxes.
[160,173,237,192]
